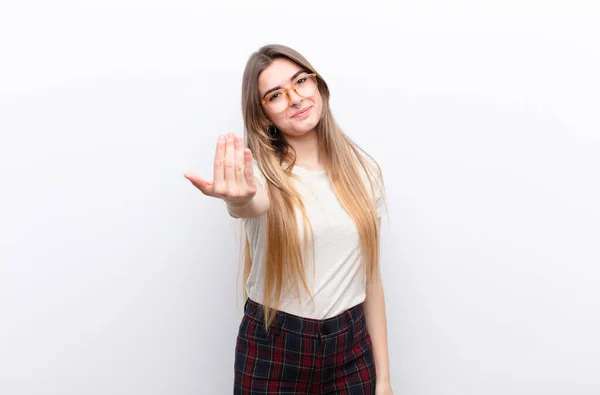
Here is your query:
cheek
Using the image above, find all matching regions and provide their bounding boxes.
[269,112,289,128]
[313,95,324,118]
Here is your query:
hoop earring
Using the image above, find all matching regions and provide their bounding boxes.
[266,124,286,157]
[267,124,280,137]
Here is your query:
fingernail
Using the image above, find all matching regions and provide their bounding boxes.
[218,135,225,142]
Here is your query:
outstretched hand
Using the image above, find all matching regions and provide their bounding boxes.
[184,132,258,208]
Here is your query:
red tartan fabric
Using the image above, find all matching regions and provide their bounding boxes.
[234,299,376,394]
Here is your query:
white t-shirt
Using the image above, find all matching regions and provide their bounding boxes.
[242,157,386,319]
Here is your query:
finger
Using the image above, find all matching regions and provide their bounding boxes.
[184,172,213,196]
[234,135,245,184]
[213,135,226,186]
[224,133,235,187]
[243,149,257,190]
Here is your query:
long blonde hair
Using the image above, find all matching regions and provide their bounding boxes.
[241,44,386,326]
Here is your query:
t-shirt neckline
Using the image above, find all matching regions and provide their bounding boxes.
[291,164,327,176]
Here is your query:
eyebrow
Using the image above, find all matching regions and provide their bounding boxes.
[262,70,309,100]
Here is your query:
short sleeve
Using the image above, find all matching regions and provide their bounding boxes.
[357,154,387,219]
[373,166,386,218]
[375,173,387,218]
[252,159,267,190]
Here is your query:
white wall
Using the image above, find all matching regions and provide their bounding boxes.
[1,1,599,394]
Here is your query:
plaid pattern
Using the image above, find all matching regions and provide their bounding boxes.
[234,298,376,394]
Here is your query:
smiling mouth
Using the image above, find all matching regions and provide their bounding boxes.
[292,106,312,118]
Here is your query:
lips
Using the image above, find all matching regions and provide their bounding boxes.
[292,106,312,118]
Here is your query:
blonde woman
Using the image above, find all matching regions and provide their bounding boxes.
[185,44,392,395]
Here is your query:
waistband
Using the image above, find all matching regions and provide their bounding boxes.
[244,298,365,338]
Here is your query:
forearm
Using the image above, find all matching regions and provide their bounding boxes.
[226,186,269,218]
[364,272,391,384]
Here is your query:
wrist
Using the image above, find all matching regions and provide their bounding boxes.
[226,198,252,208]
[376,375,391,384]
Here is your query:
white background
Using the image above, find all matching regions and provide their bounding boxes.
[1,1,599,394]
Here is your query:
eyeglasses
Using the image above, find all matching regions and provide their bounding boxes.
[261,72,318,114]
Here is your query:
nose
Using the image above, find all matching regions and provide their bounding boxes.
[288,89,303,107]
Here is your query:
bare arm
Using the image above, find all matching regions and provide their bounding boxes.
[226,183,269,218]
[363,217,393,393]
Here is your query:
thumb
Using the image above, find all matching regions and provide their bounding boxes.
[184,172,213,196]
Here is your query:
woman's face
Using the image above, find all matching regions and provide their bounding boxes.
[258,58,323,138]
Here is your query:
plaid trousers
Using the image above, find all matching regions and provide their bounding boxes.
[234,298,376,394]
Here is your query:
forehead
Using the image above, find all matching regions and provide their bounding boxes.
[258,58,304,94]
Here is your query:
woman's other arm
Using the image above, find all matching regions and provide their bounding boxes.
[364,217,393,394]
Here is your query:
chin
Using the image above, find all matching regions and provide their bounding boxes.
[299,113,321,129]
[296,121,319,134]
[280,109,322,135]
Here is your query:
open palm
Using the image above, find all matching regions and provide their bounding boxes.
[184,132,258,208]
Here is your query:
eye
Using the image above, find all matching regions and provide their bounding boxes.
[268,92,282,102]
[296,77,307,85]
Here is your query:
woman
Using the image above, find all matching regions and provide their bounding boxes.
[185,44,393,394]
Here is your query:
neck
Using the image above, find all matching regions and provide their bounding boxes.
[284,129,322,169]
